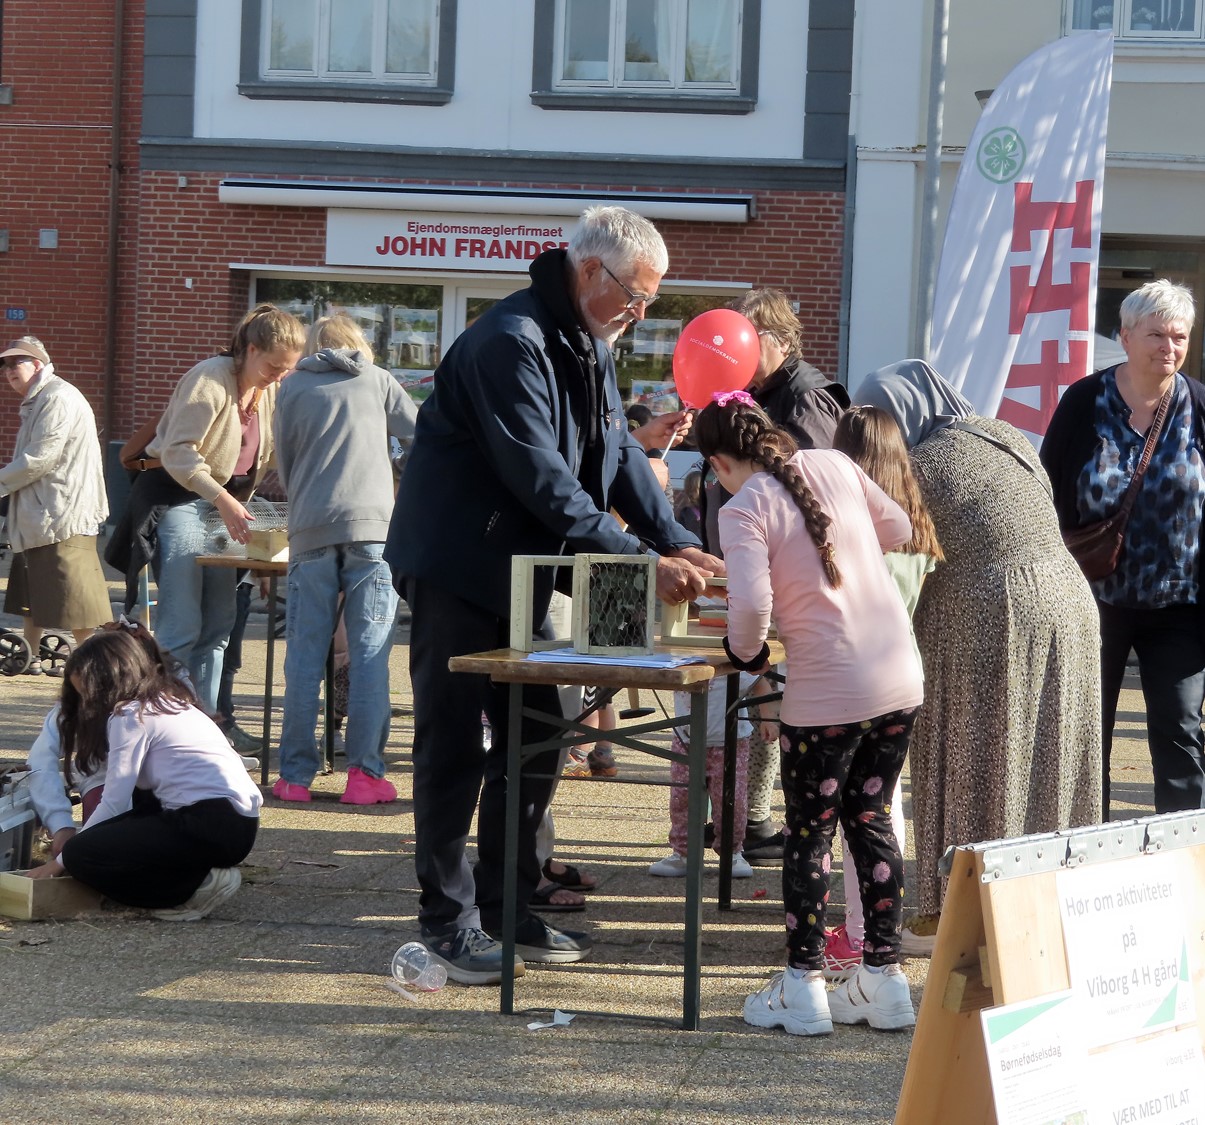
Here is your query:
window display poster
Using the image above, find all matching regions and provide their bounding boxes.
[981,992,1089,1125]
[631,318,682,356]
[629,380,680,414]
[1088,1027,1205,1125]
[1057,854,1195,1050]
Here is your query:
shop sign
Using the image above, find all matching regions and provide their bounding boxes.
[326,209,575,272]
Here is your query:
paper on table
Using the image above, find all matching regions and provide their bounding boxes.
[525,650,708,669]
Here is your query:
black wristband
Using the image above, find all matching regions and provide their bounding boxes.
[722,635,770,672]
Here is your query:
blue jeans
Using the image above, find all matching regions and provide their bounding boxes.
[153,499,235,715]
[1099,600,1205,819]
[278,543,398,786]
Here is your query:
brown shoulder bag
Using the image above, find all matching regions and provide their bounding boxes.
[119,412,164,473]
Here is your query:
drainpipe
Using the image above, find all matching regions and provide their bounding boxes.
[102,0,125,447]
[914,0,948,359]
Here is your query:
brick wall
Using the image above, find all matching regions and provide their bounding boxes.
[0,0,143,452]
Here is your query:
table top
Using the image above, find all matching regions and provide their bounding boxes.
[449,642,785,692]
[195,553,287,576]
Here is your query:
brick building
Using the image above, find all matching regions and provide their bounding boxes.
[0,0,854,462]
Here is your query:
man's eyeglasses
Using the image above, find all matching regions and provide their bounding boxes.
[601,262,659,311]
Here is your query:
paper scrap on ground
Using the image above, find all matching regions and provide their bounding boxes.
[527,1010,575,1031]
[526,650,708,669]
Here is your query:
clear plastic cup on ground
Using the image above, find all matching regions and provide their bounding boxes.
[391,942,448,992]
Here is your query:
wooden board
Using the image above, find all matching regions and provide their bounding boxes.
[0,871,104,920]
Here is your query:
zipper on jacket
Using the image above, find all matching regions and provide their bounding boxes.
[485,510,500,537]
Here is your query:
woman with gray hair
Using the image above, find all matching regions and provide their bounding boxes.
[1042,278,1205,821]
[855,359,1101,954]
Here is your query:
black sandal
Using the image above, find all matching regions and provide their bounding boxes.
[530,882,586,913]
[540,860,596,893]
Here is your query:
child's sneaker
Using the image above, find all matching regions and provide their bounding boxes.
[730,852,753,878]
[823,924,863,981]
[152,867,242,922]
[900,912,939,957]
[743,970,833,1036]
[340,767,397,805]
[649,852,688,877]
[587,746,618,777]
[828,963,916,1030]
[272,777,311,802]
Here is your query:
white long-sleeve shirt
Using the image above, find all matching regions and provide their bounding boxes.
[26,706,107,836]
[82,702,262,830]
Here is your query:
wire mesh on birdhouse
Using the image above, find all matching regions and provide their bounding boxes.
[571,554,657,656]
[199,499,289,560]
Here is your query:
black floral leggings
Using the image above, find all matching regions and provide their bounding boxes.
[779,707,918,970]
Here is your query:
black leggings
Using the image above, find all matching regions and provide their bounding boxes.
[62,795,258,909]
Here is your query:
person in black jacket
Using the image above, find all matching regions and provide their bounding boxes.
[385,206,721,985]
[1041,278,1205,821]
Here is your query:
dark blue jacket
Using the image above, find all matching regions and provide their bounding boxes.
[386,250,700,619]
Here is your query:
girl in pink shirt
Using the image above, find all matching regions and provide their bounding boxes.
[695,393,924,1037]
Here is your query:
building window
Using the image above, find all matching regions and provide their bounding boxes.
[239,0,457,106]
[1068,0,1203,41]
[531,0,760,114]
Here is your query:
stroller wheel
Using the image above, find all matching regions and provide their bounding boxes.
[0,631,32,676]
[39,632,74,676]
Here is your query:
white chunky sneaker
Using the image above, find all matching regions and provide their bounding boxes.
[743,970,833,1036]
[827,963,916,1030]
[152,868,242,922]
[730,852,753,878]
[648,852,688,877]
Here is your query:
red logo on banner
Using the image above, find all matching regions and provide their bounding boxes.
[998,180,1095,434]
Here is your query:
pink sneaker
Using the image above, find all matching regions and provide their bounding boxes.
[340,767,397,805]
[823,924,864,982]
[272,777,312,803]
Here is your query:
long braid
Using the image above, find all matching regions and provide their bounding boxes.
[729,407,843,589]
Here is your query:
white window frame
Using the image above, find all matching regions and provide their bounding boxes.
[1067,0,1204,42]
[261,0,441,85]
[552,0,742,94]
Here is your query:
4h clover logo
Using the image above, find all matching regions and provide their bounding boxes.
[976,126,1027,183]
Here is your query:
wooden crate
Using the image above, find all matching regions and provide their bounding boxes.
[509,555,574,653]
[245,528,288,563]
[0,871,104,921]
[571,553,657,656]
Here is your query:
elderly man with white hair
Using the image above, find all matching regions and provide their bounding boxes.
[0,335,110,670]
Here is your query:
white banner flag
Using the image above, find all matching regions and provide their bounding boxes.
[930,31,1113,441]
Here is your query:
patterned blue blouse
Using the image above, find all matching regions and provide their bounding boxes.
[1076,369,1204,608]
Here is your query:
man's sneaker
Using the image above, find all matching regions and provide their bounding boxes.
[649,852,688,877]
[272,777,312,802]
[224,723,263,755]
[340,767,397,805]
[731,852,753,878]
[900,913,939,957]
[511,916,592,964]
[152,868,242,922]
[828,964,916,1030]
[743,970,833,1036]
[823,924,864,982]
[421,926,525,986]
[744,828,785,866]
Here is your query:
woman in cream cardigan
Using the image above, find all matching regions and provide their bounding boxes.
[131,303,304,714]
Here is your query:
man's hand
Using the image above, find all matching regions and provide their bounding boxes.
[655,554,708,605]
[26,859,65,879]
[648,457,670,492]
[50,827,76,858]
[670,546,726,578]
[630,410,693,454]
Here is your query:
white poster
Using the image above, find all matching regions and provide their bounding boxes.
[1057,854,1195,1050]
[326,210,575,271]
[1088,1028,1205,1125]
[981,992,1089,1125]
[929,31,1113,442]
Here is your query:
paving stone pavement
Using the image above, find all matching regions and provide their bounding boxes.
[0,561,1159,1124]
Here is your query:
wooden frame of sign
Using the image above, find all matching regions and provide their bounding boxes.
[508,555,575,653]
[895,810,1205,1124]
[571,553,657,656]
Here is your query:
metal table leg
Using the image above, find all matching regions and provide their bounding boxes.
[682,686,709,1031]
[260,575,278,788]
[718,671,738,911]
[500,681,523,1015]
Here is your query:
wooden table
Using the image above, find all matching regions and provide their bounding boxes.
[196,554,336,787]
[448,641,784,1030]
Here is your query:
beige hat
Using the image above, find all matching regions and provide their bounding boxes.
[0,337,49,365]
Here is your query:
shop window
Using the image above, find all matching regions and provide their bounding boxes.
[531,0,760,114]
[239,0,457,105]
[256,278,444,401]
[1067,0,1203,41]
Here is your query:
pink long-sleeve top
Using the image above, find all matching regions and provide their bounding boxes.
[719,450,925,728]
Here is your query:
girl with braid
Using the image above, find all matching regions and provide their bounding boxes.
[694,392,923,1036]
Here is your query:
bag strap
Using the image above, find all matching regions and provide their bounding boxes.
[1115,384,1174,521]
[948,420,1053,498]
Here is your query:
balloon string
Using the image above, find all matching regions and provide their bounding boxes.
[659,421,683,459]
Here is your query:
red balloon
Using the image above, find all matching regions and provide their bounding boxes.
[671,309,760,408]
